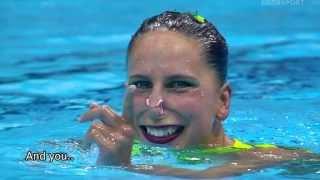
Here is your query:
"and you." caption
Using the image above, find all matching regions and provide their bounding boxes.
[25,151,73,162]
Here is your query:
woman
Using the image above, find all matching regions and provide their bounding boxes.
[79,11,315,178]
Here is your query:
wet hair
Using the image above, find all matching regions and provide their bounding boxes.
[127,11,228,84]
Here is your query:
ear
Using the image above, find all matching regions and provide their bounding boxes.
[216,83,232,121]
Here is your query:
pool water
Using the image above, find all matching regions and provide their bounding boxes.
[1,0,320,179]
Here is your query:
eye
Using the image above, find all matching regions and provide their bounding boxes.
[130,80,152,90]
[166,81,195,90]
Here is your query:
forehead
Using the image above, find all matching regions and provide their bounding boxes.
[128,31,211,76]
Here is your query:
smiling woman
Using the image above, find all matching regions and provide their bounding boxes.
[126,29,232,148]
[78,11,319,178]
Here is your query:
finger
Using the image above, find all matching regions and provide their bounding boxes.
[91,123,126,150]
[80,104,123,127]
[119,124,135,138]
[97,125,133,153]
[95,121,135,143]
[82,125,100,149]
[93,122,119,139]
[92,122,134,148]
[89,102,100,109]
[83,123,113,148]
[90,128,111,149]
[100,105,124,127]
[79,105,102,123]
[122,84,136,122]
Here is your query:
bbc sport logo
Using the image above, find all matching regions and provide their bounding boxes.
[261,0,304,6]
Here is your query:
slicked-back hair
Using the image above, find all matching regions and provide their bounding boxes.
[127,11,228,84]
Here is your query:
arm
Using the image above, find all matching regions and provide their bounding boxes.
[127,148,318,178]
[127,162,268,178]
[126,160,268,178]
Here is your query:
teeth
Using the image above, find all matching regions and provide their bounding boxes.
[145,126,178,137]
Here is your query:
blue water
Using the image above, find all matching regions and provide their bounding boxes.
[1,0,320,179]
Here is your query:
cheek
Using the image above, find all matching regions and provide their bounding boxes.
[131,93,148,115]
[168,89,211,119]
[128,88,216,123]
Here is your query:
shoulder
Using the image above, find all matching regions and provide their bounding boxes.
[235,147,315,164]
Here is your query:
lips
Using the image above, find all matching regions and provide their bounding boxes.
[140,125,184,144]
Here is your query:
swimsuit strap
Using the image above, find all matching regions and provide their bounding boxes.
[175,139,277,162]
[232,139,277,149]
[232,139,254,149]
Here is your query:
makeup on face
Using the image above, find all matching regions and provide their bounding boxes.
[125,31,224,147]
[126,77,197,145]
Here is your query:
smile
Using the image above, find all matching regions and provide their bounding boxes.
[140,125,184,144]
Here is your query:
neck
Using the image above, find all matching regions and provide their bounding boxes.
[206,120,233,147]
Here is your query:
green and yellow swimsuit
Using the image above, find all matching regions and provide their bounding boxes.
[131,139,277,163]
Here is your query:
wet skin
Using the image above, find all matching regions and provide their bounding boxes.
[125,31,232,148]
[78,30,318,178]
[79,30,232,165]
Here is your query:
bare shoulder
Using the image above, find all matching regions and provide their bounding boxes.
[128,148,319,179]
[197,148,319,178]
[235,147,318,164]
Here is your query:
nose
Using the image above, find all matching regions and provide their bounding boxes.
[146,87,165,116]
[146,96,163,108]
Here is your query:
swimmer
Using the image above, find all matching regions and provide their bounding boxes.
[78,11,318,178]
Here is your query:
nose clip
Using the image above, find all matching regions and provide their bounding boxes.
[145,96,165,115]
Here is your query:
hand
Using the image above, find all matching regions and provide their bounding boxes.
[79,102,135,166]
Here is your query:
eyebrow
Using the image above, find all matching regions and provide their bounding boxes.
[164,74,197,81]
[129,74,150,80]
[129,74,198,81]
